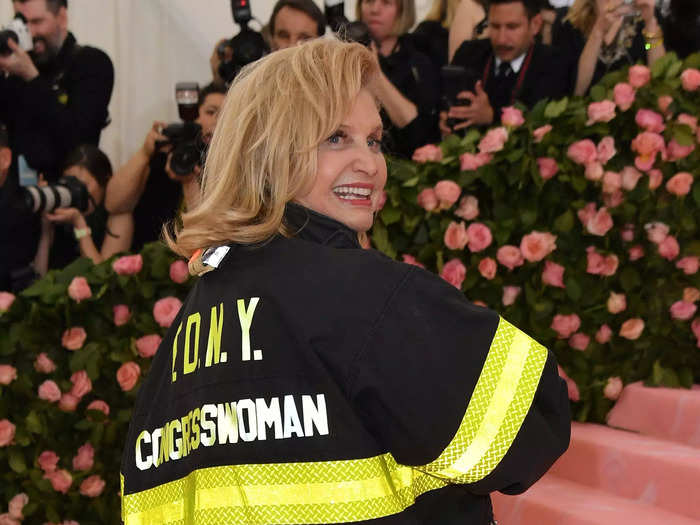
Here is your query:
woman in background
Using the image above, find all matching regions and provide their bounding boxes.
[448,0,489,62]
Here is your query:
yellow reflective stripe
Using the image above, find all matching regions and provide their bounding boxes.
[421,316,547,483]
[123,455,448,524]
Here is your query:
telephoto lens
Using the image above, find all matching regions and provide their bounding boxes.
[21,176,90,214]
[0,13,32,55]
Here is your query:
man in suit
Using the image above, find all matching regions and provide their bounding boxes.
[440,0,572,133]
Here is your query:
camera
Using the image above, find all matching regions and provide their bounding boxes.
[441,65,479,130]
[324,0,374,47]
[156,82,206,177]
[21,175,89,214]
[0,13,32,56]
[217,0,268,86]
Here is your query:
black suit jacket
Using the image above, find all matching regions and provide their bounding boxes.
[451,39,573,122]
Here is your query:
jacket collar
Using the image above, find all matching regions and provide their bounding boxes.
[284,202,362,249]
[36,32,76,76]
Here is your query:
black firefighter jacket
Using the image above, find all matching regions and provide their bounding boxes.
[121,203,571,524]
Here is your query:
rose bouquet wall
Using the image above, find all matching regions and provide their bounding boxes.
[0,244,192,523]
[372,53,700,424]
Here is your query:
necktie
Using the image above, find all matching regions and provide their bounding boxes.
[498,61,513,79]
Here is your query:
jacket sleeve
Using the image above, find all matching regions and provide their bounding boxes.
[348,267,570,494]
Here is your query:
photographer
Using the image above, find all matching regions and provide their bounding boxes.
[356,0,441,158]
[32,145,132,273]
[0,0,114,184]
[105,83,226,252]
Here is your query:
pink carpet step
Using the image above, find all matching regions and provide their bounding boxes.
[549,422,700,520]
[492,475,700,525]
[607,382,700,448]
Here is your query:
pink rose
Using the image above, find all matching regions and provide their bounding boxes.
[434,180,461,210]
[613,82,635,111]
[628,245,644,261]
[586,247,605,275]
[520,231,557,262]
[459,152,492,171]
[680,68,700,91]
[455,195,479,220]
[678,113,698,133]
[645,222,669,244]
[648,169,663,190]
[67,276,92,303]
[551,313,581,339]
[412,144,443,163]
[0,419,15,447]
[604,189,624,209]
[478,257,497,280]
[628,64,650,88]
[86,400,110,419]
[631,132,665,171]
[34,352,56,373]
[683,287,700,303]
[557,365,580,402]
[0,292,15,312]
[670,301,697,321]
[621,223,635,242]
[113,304,131,326]
[677,256,699,275]
[72,443,94,471]
[112,254,143,275]
[578,203,597,226]
[586,207,613,236]
[666,172,693,196]
[375,190,387,211]
[619,318,645,340]
[417,188,438,211]
[567,139,598,165]
[607,292,627,314]
[601,254,619,276]
[153,297,182,328]
[444,221,469,250]
[38,380,61,402]
[69,370,92,399]
[61,327,86,351]
[542,260,565,288]
[693,318,700,339]
[635,109,665,133]
[8,493,28,520]
[117,361,141,392]
[37,450,59,473]
[466,223,493,252]
[0,365,17,385]
[597,136,617,165]
[658,235,680,261]
[604,376,624,400]
[440,259,466,289]
[45,469,72,494]
[79,475,105,498]
[533,124,552,143]
[585,161,604,181]
[621,166,642,191]
[168,260,190,284]
[586,100,616,125]
[501,106,525,127]
[401,255,425,269]
[59,393,79,412]
[596,324,612,344]
[502,286,521,306]
[0,514,20,525]
[666,140,695,161]
[497,245,524,270]
[602,171,622,194]
[136,334,162,358]
[478,127,509,153]
[537,157,558,180]
[569,332,590,351]
[657,95,673,114]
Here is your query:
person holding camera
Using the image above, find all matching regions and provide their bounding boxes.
[356,0,441,158]
[441,0,572,134]
[0,0,114,184]
[105,83,226,253]
[31,145,132,273]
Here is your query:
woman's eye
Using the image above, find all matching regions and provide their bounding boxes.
[327,132,346,146]
[368,137,383,152]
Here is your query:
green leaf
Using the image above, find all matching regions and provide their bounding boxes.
[402,176,419,188]
[370,220,396,259]
[8,449,27,473]
[544,97,569,118]
[554,209,575,233]
[672,124,695,147]
[565,277,582,302]
[619,267,641,292]
[678,367,694,389]
[589,85,606,102]
[25,411,42,434]
[380,206,401,226]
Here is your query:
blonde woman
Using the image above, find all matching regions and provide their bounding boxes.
[448,0,489,61]
[120,39,569,525]
[564,0,664,95]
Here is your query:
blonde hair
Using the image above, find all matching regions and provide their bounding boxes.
[566,0,597,36]
[165,39,377,259]
[356,0,416,37]
[423,0,463,28]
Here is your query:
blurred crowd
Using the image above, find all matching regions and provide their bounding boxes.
[0,0,698,292]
